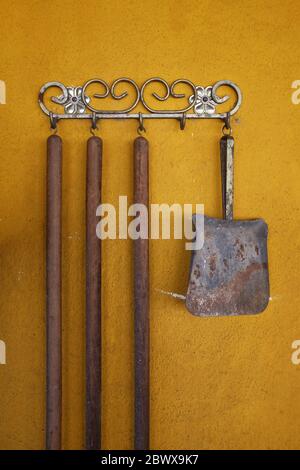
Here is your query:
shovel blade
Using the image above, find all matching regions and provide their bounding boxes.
[186,216,269,316]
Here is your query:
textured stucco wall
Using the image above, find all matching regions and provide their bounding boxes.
[0,0,300,450]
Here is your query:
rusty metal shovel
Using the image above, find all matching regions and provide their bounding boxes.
[186,134,270,316]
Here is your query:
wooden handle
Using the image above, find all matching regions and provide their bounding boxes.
[86,136,102,450]
[46,135,62,450]
[134,136,150,450]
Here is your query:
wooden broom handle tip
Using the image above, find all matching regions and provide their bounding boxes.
[47,134,62,145]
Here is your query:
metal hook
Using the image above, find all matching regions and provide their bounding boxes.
[49,112,58,133]
[179,113,186,130]
[90,112,99,136]
[223,112,231,129]
[137,112,146,135]
[222,112,232,135]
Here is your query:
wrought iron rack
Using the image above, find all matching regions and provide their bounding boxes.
[38,78,242,131]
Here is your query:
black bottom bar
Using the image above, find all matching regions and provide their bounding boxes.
[0,450,297,465]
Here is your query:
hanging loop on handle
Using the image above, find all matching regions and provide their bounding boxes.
[90,112,99,136]
[49,112,58,134]
[220,120,234,221]
[137,113,146,135]
[222,112,232,136]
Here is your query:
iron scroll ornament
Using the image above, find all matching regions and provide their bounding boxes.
[38,78,242,124]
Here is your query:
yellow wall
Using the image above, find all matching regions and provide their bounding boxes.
[0,0,300,450]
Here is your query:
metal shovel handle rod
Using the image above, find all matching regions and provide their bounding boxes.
[134,136,150,450]
[46,135,62,450]
[86,136,102,449]
[220,135,234,221]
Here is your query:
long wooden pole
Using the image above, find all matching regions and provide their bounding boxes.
[134,136,150,450]
[86,136,102,449]
[46,134,62,450]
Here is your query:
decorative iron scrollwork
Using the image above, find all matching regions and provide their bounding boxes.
[38,78,242,122]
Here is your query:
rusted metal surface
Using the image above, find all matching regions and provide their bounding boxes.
[186,216,269,316]
[46,134,62,450]
[186,134,269,316]
[134,136,150,450]
[86,136,102,450]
